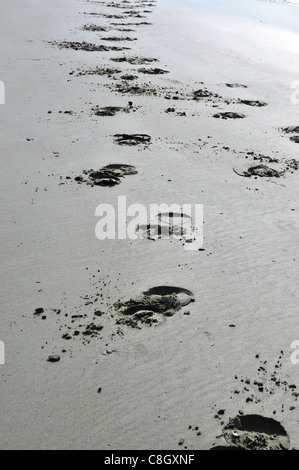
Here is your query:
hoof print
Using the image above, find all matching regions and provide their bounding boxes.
[83,24,109,32]
[282,126,299,134]
[135,211,199,247]
[120,74,138,81]
[110,56,158,65]
[225,83,247,89]
[193,89,215,100]
[213,112,245,119]
[239,100,267,107]
[281,126,299,144]
[223,414,290,450]
[135,223,186,241]
[47,355,60,363]
[113,133,151,146]
[233,164,280,178]
[115,286,195,329]
[100,36,137,42]
[137,67,169,75]
[75,164,137,187]
[92,105,134,116]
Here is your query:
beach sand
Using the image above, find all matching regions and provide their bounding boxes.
[1,0,299,450]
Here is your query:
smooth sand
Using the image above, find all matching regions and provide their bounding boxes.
[1,0,299,450]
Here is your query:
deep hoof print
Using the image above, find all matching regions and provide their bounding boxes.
[193,88,217,100]
[282,125,299,134]
[145,286,195,307]
[233,164,281,178]
[110,56,158,65]
[49,40,130,52]
[112,83,159,97]
[239,99,267,107]
[100,36,137,42]
[103,164,138,176]
[213,112,245,119]
[91,105,134,116]
[222,414,290,450]
[85,170,121,187]
[115,286,195,329]
[120,74,138,81]
[75,164,137,187]
[137,67,169,75]
[83,24,109,32]
[113,133,151,146]
[47,355,61,363]
[225,83,247,89]
[281,126,299,144]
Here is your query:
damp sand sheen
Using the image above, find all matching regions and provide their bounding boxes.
[1,0,299,450]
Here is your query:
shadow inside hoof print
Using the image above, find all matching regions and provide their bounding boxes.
[222,414,290,450]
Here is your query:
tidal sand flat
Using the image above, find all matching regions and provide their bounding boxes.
[1,0,299,450]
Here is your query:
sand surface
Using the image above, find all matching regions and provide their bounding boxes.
[1,0,299,450]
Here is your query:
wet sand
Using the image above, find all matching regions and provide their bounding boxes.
[1,0,299,450]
